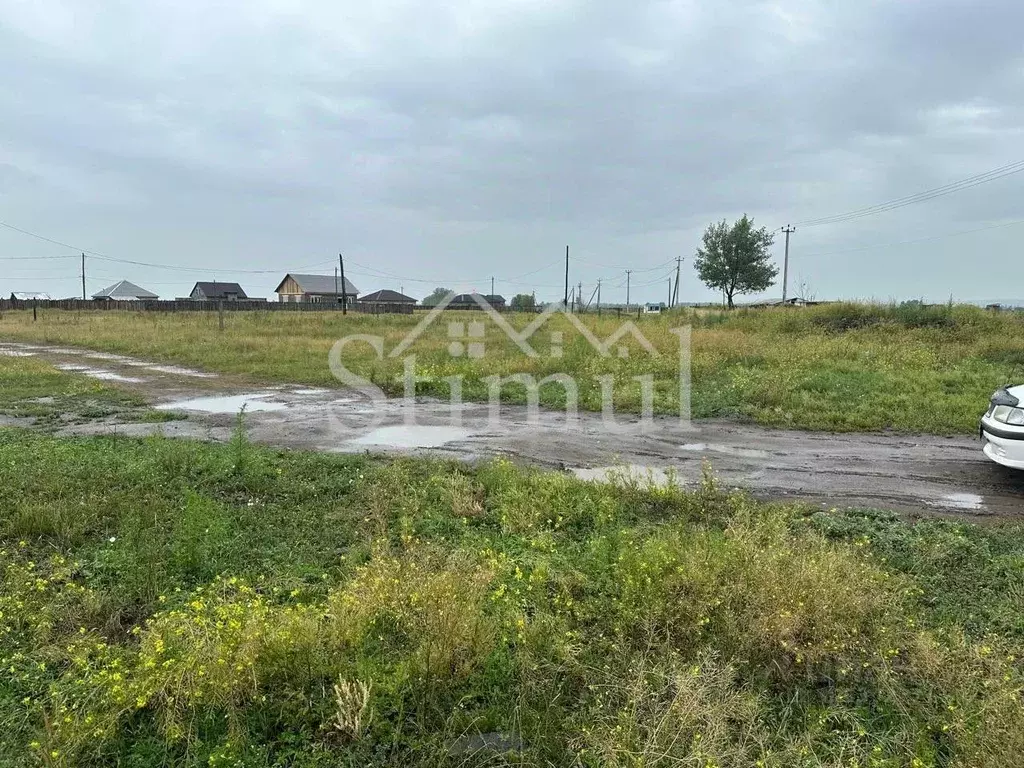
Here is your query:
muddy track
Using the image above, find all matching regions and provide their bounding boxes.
[3,340,1023,520]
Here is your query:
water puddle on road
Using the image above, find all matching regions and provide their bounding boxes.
[571,465,682,487]
[146,365,216,378]
[680,443,769,460]
[56,363,90,371]
[119,361,217,377]
[930,492,985,512]
[82,369,145,383]
[156,393,288,413]
[0,350,36,357]
[293,388,330,395]
[347,425,471,449]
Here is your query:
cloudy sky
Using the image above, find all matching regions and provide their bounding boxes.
[1,0,1022,304]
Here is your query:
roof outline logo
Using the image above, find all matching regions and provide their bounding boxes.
[388,291,659,359]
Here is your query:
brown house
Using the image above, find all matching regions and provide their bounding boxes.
[274,274,359,305]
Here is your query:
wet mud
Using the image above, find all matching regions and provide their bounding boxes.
[3,340,1023,519]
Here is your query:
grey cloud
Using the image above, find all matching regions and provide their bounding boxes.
[1,0,1023,303]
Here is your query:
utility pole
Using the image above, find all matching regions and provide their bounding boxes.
[625,270,632,312]
[81,253,86,300]
[577,281,582,313]
[596,279,601,315]
[338,253,348,315]
[667,278,672,307]
[781,225,795,303]
[672,256,682,308]
[490,276,495,297]
[335,266,339,299]
[563,245,569,307]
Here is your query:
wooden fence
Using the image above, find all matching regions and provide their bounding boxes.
[0,299,414,314]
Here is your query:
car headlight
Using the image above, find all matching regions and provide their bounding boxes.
[992,405,1024,426]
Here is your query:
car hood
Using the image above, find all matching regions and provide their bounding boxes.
[1009,384,1024,401]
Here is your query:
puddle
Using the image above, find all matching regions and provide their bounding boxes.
[121,361,215,377]
[56,363,91,371]
[680,443,769,460]
[347,425,471,449]
[156,393,287,413]
[571,465,681,487]
[144,365,217,378]
[293,388,329,395]
[85,352,131,361]
[82,369,145,383]
[930,493,984,511]
[0,350,36,357]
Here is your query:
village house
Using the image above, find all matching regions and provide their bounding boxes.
[91,280,158,301]
[447,293,506,310]
[358,289,417,307]
[9,292,52,301]
[273,274,359,306]
[189,281,249,301]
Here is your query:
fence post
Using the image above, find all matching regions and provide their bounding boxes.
[33,299,38,322]
[218,300,225,331]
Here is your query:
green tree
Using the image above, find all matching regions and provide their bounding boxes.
[421,287,454,306]
[694,215,778,309]
[509,293,537,311]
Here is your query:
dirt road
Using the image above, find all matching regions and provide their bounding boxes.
[4,340,1023,519]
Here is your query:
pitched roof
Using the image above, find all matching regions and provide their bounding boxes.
[359,289,416,303]
[450,293,506,305]
[10,292,52,300]
[91,280,158,300]
[192,281,248,299]
[274,273,359,296]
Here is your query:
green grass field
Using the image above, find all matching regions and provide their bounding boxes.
[3,302,1023,434]
[2,427,1024,766]
[0,355,153,426]
[0,353,1022,766]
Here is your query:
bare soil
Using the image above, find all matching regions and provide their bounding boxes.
[4,340,1023,520]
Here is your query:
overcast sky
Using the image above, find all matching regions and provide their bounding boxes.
[1,0,1022,304]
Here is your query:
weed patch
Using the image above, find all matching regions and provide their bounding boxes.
[4,302,1024,432]
[0,431,1021,765]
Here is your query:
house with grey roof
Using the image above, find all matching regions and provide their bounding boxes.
[273,274,359,306]
[91,280,158,301]
[10,292,53,301]
[358,289,417,306]
[448,293,506,309]
[189,281,249,301]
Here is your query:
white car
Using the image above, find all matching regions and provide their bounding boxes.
[980,385,1024,469]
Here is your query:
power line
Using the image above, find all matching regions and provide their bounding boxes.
[1,217,680,295]
[572,256,676,273]
[0,254,77,261]
[799,217,1024,259]
[631,268,677,288]
[0,219,333,274]
[794,159,1024,228]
